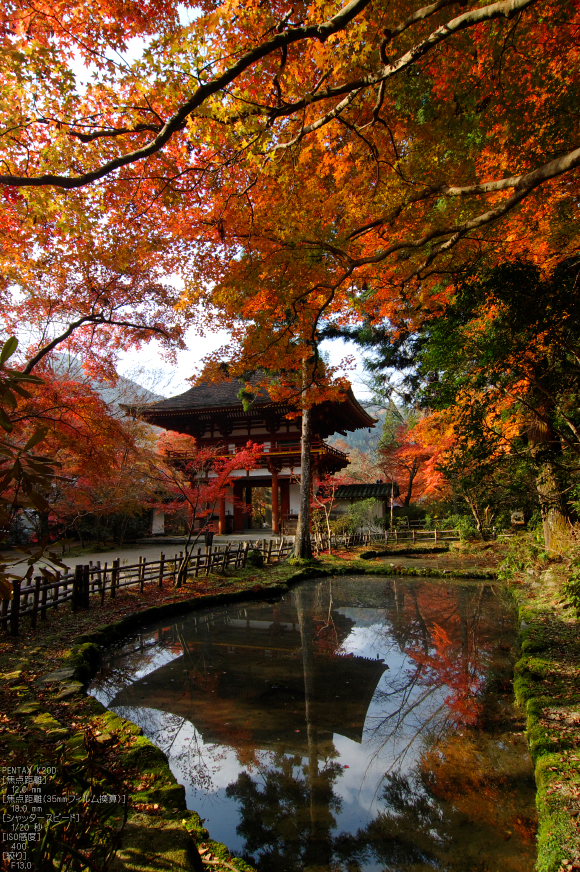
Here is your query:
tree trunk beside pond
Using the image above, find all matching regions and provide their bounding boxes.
[530,420,569,551]
[293,404,313,559]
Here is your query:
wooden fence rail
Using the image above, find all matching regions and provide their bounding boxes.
[1,537,294,636]
[312,528,460,552]
[384,528,460,544]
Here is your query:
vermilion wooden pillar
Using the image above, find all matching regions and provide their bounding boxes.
[280,479,290,529]
[218,497,226,534]
[233,480,244,532]
[271,468,279,533]
[245,483,252,529]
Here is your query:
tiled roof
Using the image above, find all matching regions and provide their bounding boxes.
[335,483,399,499]
[134,374,377,438]
[143,374,273,413]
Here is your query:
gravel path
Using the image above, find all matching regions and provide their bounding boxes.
[5,532,288,576]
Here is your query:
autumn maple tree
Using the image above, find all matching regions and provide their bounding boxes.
[1,0,577,274]
[311,472,356,553]
[0,338,60,594]
[1,0,577,327]
[149,432,263,585]
[0,331,168,598]
[379,415,435,507]
[361,258,580,546]
[1,0,578,556]
[7,359,143,526]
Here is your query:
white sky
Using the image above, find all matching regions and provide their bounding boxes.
[117,326,374,401]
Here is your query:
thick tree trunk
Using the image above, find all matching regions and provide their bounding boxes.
[534,456,568,550]
[293,404,313,559]
[403,460,419,507]
[530,420,569,551]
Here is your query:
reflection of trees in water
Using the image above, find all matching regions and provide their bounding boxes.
[95,630,231,792]
[94,634,177,705]
[224,731,536,872]
[335,582,535,872]
[224,586,350,872]
[94,579,533,872]
[331,772,442,871]
[112,704,229,794]
[226,752,344,872]
[365,581,513,774]
[338,729,536,872]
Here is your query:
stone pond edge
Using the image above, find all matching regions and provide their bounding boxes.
[509,571,580,872]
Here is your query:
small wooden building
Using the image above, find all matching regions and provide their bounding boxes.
[333,482,400,522]
[138,376,376,534]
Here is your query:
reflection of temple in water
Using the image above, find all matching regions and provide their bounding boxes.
[111,588,386,753]
[98,578,537,872]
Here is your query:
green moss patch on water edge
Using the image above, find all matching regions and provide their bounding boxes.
[284,558,497,583]
[509,571,580,872]
[359,545,450,559]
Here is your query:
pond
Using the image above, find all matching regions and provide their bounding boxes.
[89,576,537,872]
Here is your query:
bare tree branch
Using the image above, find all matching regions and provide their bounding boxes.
[22,314,171,374]
[348,145,580,271]
[270,0,537,152]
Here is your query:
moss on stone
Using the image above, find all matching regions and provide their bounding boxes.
[32,711,65,732]
[13,698,41,715]
[63,732,89,764]
[124,736,171,770]
[109,814,204,872]
[510,570,580,871]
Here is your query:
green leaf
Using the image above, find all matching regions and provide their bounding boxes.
[9,383,33,398]
[0,337,18,365]
[0,409,13,433]
[10,371,43,385]
[6,369,44,385]
[23,427,48,452]
[28,491,49,512]
[25,458,55,473]
[2,390,17,410]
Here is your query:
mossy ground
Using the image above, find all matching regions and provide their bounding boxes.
[510,562,580,872]
[0,537,542,871]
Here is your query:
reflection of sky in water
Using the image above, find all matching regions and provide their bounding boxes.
[337,611,450,765]
[107,702,396,852]
[91,607,442,844]
[89,579,534,871]
[90,633,181,708]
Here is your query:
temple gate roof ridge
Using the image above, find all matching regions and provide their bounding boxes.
[141,372,273,413]
[134,373,377,434]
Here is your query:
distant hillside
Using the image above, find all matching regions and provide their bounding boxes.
[51,354,163,412]
[328,407,386,456]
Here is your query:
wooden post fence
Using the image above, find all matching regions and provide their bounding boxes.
[111,559,119,599]
[72,565,82,612]
[82,564,90,608]
[31,576,41,629]
[1,535,301,634]
[10,578,20,636]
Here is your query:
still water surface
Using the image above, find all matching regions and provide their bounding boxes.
[90,576,536,872]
